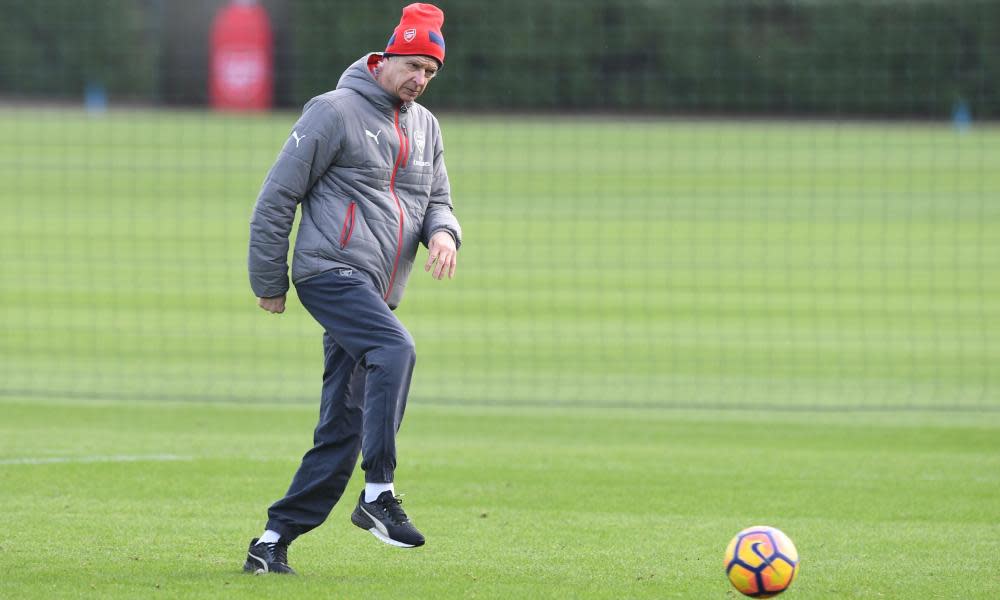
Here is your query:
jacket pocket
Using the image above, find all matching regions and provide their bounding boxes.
[339,201,357,248]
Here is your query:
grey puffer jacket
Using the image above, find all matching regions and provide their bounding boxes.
[248,53,462,309]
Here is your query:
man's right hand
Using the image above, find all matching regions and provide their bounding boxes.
[258,295,286,314]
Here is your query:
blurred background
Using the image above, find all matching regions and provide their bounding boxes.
[1,0,997,410]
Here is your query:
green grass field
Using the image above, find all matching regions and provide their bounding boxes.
[1,108,998,597]
[1,399,998,598]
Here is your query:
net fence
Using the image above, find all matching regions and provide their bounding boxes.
[1,0,997,409]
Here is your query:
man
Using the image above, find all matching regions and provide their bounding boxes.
[243,3,460,575]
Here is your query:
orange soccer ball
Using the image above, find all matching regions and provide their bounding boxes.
[724,526,799,597]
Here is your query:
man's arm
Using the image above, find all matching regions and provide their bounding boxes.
[248,98,344,303]
[420,121,462,280]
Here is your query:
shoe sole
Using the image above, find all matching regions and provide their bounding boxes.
[351,510,423,548]
[244,554,269,575]
[367,526,419,548]
[243,553,295,575]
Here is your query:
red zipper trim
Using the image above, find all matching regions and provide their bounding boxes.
[339,201,356,248]
[384,108,406,301]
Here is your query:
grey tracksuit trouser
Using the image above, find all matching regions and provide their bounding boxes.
[264,268,415,543]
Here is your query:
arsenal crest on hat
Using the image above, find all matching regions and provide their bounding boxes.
[403,28,417,43]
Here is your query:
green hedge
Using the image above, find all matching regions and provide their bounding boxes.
[291,0,999,117]
[0,0,157,100]
[1,1,995,117]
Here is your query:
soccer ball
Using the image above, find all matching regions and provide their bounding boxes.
[724,526,799,597]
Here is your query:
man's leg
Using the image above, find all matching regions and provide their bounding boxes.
[263,333,367,543]
[293,269,425,547]
[294,269,416,486]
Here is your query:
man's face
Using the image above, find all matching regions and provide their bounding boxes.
[376,55,439,103]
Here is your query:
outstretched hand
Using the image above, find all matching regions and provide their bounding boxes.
[425,231,457,280]
[258,294,286,314]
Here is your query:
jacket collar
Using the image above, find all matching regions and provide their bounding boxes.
[337,53,412,116]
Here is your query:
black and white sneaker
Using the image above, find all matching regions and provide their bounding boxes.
[351,490,425,548]
[243,538,295,575]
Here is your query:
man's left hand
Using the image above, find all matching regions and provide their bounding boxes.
[425,231,457,280]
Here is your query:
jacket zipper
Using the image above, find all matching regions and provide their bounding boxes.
[384,108,407,301]
[339,201,356,248]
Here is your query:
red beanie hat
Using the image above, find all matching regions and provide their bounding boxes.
[385,3,446,66]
